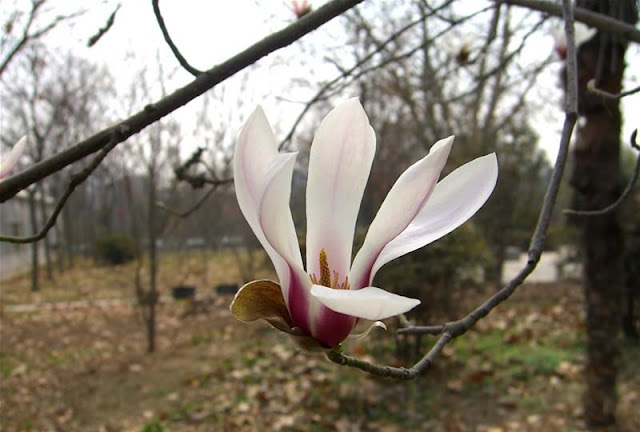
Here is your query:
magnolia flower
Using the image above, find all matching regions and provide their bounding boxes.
[0,136,26,180]
[231,99,498,349]
[552,22,596,59]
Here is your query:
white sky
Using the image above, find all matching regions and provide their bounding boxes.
[2,0,639,163]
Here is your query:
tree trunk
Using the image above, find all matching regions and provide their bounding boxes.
[28,191,39,292]
[622,237,639,339]
[37,183,54,281]
[146,169,158,354]
[569,1,637,428]
[492,243,506,286]
[61,191,75,269]
[54,221,65,273]
[580,194,623,427]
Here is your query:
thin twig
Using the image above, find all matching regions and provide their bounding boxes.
[278,0,490,149]
[156,184,221,218]
[327,0,579,379]
[586,79,640,100]
[564,129,640,216]
[0,126,130,244]
[172,148,232,189]
[87,4,120,47]
[0,0,366,203]
[151,0,202,76]
[176,172,232,189]
[277,12,432,149]
[396,313,413,329]
[0,1,84,77]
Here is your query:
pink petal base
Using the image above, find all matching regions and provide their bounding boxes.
[314,307,357,348]
[287,269,311,335]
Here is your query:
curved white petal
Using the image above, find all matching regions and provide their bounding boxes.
[346,320,387,341]
[234,107,279,231]
[310,285,420,321]
[305,98,376,281]
[349,136,453,289]
[0,136,26,179]
[370,153,498,280]
[234,107,297,299]
[259,153,304,271]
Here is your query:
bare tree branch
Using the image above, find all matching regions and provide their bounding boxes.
[587,79,640,100]
[0,0,43,77]
[0,126,128,244]
[327,0,579,379]
[87,4,120,47]
[0,1,83,76]
[498,0,640,44]
[151,0,202,76]
[564,129,640,217]
[277,12,432,149]
[156,184,220,219]
[278,1,492,149]
[171,147,232,189]
[0,0,365,203]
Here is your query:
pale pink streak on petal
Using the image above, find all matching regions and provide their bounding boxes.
[0,136,26,179]
[310,285,420,321]
[349,136,453,289]
[258,152,312,332]
[305,98,375,281]
[233,107,295,301]
[258,153,304,270]
[370,153,498,280]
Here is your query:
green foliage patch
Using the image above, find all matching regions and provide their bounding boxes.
[95,234,138,265]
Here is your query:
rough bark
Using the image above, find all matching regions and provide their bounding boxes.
[568,0,637,428]
[622,235,639,339]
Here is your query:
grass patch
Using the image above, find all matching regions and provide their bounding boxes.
[0,351,16,378]
[454,329,580,379]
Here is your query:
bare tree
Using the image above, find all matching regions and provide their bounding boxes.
[119,65,182,354]
[1,44,113,283]
[0,0,83,77]
[565,0,638,428]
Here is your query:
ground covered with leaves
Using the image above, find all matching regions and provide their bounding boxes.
[1,254,638,432]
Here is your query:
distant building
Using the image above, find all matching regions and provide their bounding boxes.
[0,190,55,279]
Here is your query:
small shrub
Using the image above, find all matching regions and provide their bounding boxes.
[95,234,138,265]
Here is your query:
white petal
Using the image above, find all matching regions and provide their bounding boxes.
[574,22,596,46]
[346,320,387,341]
[234,107,300,300]
[349,136,453,288]
[305,98,376,280]
[0,136,26,179]
[234,107,279,232]
[259,153,304,270]
[310,285,420,321]
[551,22,596,50]
[370,153,498,280]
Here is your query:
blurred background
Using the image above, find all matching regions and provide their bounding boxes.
[0,1,638,431]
